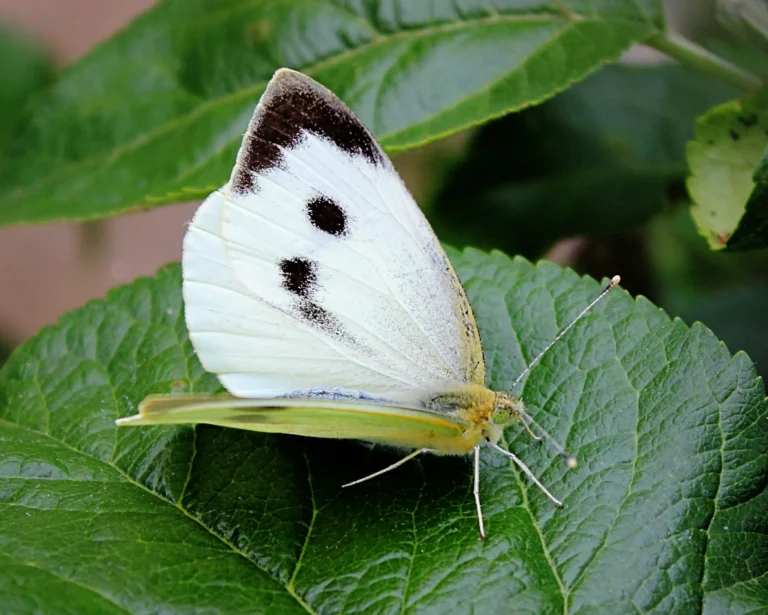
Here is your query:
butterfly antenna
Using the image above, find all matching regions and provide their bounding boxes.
[510,275,621,391]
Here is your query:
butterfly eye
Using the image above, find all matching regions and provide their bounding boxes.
[492,407,511,425]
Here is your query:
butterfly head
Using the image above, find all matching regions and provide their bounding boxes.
[477,392,523,444]
[490,393,525,427]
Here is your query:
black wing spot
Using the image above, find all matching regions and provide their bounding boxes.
[279,257,317,298]
[307,195,348,237]
[729,128,741,141]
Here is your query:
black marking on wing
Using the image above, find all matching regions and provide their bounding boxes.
[307,195,348,237]
[293,297,355,345]
[279,257,317,298]
[277,255,354,343]
[232,136,282,194]
[231,70,384,195]
[299,300,339,329]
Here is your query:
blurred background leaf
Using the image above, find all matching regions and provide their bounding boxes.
[0,0,665,226]
[728,145,768,248]
[687,84,768,250]
[715,0,768,56]
[428,64,740,259]
[0,26,54,148]
[648,205,768,380]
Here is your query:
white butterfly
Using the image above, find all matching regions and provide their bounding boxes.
[118,68,619,538]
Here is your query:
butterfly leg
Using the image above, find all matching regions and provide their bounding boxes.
[488,442,564,507]
[473,445,487,540]
[520,416,543,442]
[342,448,429,488]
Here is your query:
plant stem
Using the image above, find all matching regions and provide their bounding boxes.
[647,31,762,90]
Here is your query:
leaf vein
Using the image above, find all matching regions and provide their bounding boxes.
[0,554,134,615]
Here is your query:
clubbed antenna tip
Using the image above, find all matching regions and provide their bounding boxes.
[563,454,578,470]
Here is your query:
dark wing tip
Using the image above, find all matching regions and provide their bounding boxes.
[230,67,386,196]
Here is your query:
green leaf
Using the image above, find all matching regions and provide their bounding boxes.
[687,84,768,250]
[0,0,664,227]
[1,252,766,613]
[430,65,740,258]
[727,146,768,249]
[0,27,54,148]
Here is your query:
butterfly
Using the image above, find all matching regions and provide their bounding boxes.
[117,68,619,538]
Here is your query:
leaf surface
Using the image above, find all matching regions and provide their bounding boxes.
[0,251,766,614]
[0,0,663,226]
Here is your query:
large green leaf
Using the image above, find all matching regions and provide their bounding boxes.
[430,64,739,258]
[687,84,768,250]
[0,0,664,226]
[1,251,765,613]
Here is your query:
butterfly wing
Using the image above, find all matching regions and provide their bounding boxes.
[183,69,484,404]
[117,395,478,454]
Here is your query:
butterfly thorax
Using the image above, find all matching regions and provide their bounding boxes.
[427,384,526,446]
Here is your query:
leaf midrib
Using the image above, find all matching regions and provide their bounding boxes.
[0,8,657,210]
[698,347,732,605]
[0,416,317,615]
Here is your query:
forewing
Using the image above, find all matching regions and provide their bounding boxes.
[183,189,417,399]
[182,68,484,404]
